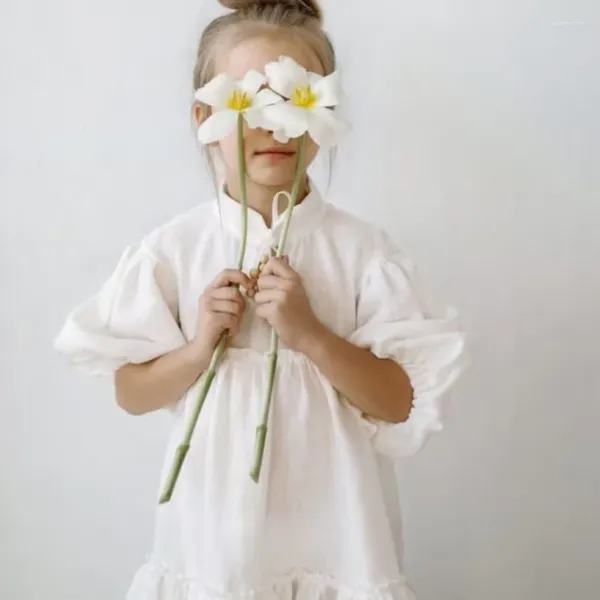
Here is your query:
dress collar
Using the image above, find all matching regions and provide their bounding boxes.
[213,181,326,246]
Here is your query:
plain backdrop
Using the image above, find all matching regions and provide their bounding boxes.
[1,1,599,599]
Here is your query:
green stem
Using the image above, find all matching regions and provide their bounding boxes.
[235,113,249,270]
[159,113,249,504]
[250,134,307,483]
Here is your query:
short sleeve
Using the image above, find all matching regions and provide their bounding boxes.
[347,240,468,459]
[54,241,187,376]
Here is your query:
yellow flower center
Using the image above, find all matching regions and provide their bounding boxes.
[227,90,252,112]
[291,85,318,109]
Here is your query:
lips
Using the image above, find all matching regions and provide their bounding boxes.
[255,147,295,157]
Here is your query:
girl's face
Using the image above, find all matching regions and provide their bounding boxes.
[198,34,322,190]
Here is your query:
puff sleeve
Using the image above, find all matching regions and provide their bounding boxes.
[348,239,468,458]
[54,241,186,376]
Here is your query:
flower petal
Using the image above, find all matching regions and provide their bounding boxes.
[197,110,238,144]
[244,107,267,130]
[243,89,286,129]
[272,129,290,144]
[253,88,284,108]
[265,56,309,98]
[280,56,310,85]
[262,103,309,139]
[194,74,236,109]
[313,71,343,107]
[307,71,324,89]
[307,107,349,147]
[239,70,267,96]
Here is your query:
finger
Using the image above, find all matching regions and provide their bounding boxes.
[212,269,252,290]
[260,257,297,280]
[256,274,291,291]
[255,303,273,321]
[254,289,284,305]
[217,313,240,335]
[210,286,246,307]
[209,299,244,317]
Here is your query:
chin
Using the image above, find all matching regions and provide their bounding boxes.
[249,168,297,189]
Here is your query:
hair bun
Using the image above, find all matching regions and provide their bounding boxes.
[219,0,322,22]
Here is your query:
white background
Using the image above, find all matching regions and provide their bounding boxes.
[1,1,598,599]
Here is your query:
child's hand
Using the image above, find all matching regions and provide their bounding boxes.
[192,269,251,363]
[255,257,324,353]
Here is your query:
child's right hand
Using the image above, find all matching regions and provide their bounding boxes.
[192,269,252,363]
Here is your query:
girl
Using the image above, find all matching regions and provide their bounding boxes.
[55,1,467,598]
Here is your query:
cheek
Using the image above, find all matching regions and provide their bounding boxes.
[303,138,320,167]
[219,125,260,166]
[218,134,239,168]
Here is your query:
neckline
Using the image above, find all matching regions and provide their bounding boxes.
[213,181,326,246]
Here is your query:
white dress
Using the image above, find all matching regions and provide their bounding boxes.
[55,185,467,600]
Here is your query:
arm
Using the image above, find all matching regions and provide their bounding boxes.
[255,257,413,424]
[300,325,413,423]
[115,343,208,415]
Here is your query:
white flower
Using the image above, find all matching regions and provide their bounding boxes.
[261,56,349,146]
[195,70,282,144]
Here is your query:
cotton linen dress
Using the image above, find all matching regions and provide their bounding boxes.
[55,185,467,600]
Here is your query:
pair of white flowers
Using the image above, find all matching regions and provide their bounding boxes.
[195,56,347,147]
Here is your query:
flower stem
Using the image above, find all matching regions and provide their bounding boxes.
[235,113,249,271]
[250,134,307,483]
[159,114,249,504]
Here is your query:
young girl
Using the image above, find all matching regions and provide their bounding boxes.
[55,1,467,598]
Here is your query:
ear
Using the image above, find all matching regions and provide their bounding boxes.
[192,102,220,147]
[192,102,207,129]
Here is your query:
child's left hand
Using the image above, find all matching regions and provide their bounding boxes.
[254,256,324,353]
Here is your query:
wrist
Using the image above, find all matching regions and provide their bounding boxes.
[183,339,211,373]
[297,320,332,360]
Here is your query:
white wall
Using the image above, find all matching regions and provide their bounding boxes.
[1,1,598,599]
